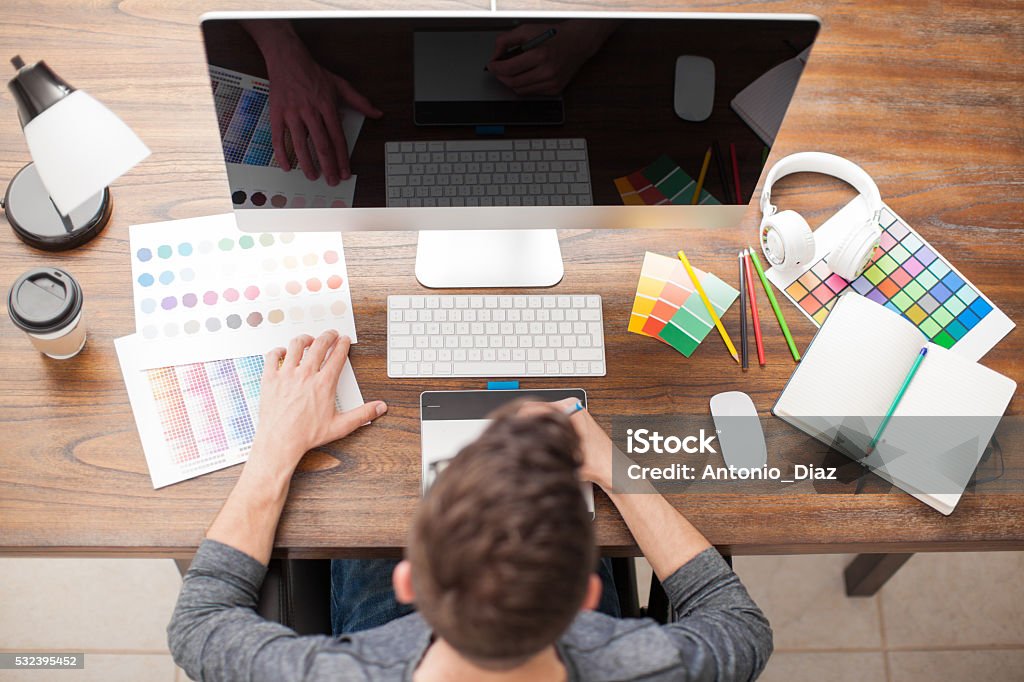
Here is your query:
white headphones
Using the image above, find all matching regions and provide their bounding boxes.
[759,152,883,281]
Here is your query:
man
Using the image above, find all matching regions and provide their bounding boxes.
[169,330,772,681]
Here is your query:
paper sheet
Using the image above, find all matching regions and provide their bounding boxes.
[115,333,364,488]
[129,213,357,368]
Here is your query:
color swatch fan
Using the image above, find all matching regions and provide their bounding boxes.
[766,198,1014,361]
[615,155,720,206]
[629,251,738,356]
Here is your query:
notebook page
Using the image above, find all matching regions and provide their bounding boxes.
[864,344,1017,503]
[729,48,809,146]
[774,293,926,419]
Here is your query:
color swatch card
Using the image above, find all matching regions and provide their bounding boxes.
[615,155,720,206]
[210,65,362,208]
[766,197,1014,361]
[115,333,363,488]
[629,252,739,356]
[130,213,357,369]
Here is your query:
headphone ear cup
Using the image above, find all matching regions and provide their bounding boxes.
[827,219,882,280]
[760,210,815,270]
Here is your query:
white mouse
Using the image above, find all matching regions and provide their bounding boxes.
[709,391,767,469]
[674,55,715,122]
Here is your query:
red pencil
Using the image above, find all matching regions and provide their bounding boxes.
[743,249,766,366]
[730,143,742,204]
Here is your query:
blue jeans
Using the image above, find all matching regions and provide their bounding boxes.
[331,557,621,636]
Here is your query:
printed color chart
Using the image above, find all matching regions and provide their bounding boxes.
[116,335,363,488]
[210,65,362,209]
[767,200,1014,361]
[615,155,720,206]
[130,214,358,368]
[629,252,738,357]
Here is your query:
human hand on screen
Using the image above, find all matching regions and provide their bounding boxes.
[486,20,615,96]
[247,331,387,480]
[242,20,382,185]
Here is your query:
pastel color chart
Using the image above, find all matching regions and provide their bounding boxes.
[115,334,363,488]
[209,65,362,209]
[129,214,358,368]
[766,199,1014,361]
[614,155,720,206]
[629,252,739,357]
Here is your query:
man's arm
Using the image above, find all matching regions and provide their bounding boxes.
[168,331,387,680]
[534,399,772,681]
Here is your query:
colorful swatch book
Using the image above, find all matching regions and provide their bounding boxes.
[629,252,739,357]
[210,65,360,209]
[128,213,357,369]
[116,334,362,488]
[615,155,720,206]
[766,197,1014,361]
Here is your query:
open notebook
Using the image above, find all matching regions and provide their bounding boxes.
[774,292,1016,514]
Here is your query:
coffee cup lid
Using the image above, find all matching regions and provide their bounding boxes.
[7,267,83,334]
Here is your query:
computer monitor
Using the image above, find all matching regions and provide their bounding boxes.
[200,11,820,287]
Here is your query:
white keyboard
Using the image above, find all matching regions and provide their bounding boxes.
[384,138,593,207]
[388,294,606,378]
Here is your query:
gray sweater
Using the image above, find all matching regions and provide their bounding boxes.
[169,540,772,681]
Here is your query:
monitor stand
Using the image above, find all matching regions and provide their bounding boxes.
[415,229,564,288]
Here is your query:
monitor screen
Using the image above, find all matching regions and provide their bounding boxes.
[200,13,819,231]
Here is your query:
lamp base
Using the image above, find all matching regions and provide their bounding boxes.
[2,162,111,251]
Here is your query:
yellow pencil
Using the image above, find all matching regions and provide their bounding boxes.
[691,147,712,205]
[677,248,740,363]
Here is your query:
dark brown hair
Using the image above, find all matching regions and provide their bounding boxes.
[408,403,596,665]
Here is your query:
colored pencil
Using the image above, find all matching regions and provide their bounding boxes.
[692,147,712,205]
[739,251,748,369]
[713,140,733,203]
[743,249,766,366]
[867,347,928,453]
[747,247,801,362]
[677,248,740,364]
[730,142,742,204]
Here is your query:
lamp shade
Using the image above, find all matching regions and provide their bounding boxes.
[23,89,150,215]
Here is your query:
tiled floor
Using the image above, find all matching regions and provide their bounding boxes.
[0,552,1022,681]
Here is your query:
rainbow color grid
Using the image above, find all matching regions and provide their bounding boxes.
[629,252,738,357]
[614,155,720,206]
[129,214,357,368]
[115,334,363,488]
[210,65,362,209]
[767,200,1014,361]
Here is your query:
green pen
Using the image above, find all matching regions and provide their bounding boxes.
[867,347,927,454]
[747,247,801,362]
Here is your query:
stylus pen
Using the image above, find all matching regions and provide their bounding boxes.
[867,347,927,454]
[485,28,557,69]
[564,400,584,415]
[739,252,748,370]
[747,247,801,362]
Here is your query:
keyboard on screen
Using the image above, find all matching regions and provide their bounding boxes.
[387,294,606,378]
[385,138,592,207]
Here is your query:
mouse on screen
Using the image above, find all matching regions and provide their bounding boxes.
[674,55,715,122]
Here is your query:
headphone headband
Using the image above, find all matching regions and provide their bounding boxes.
[760,152,882,219]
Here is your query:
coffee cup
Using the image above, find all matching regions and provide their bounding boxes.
[7,267,87,359]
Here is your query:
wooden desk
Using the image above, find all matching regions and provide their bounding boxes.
[1,2,1021,572]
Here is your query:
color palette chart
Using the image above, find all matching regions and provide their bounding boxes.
[129,213,357,369]
[629,252,739,357]
[115,334,363,488]
[614,155,720,206]
[766,198,1014,361]
[209,65,362,209]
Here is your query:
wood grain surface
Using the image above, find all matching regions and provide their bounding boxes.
[0,1,1021,558]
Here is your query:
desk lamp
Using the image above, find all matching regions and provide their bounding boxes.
[2,56,149,250]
